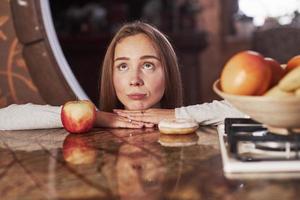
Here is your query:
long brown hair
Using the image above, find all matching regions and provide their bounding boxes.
[99,21,183,112]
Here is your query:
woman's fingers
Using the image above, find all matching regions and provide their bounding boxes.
[114,116,155,128]
[113,111,130,118]
[116,117,142,128]
[95,111,155,129]
[114,109,146,117]
[114,109,155,122]
[114,109,173,124]
[128,115,157,123]
[115,111,156,123]
[118,121,143,128]
[114,109,144,114]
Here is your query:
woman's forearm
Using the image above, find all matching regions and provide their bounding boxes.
[175,100,247,125]
[0,104,62,130]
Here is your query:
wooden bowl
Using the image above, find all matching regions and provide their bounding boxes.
[213,80,300,134]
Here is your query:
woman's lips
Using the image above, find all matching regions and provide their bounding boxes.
[127,93,147,100]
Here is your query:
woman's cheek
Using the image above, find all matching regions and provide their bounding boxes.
[113,74,126,93]
[151,72,165,96]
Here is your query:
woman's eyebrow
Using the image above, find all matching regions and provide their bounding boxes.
[140,55,160,60]
[114,57,129,62]
[114,55,161,62]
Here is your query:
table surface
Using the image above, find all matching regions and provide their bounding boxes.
[0,126,300,200]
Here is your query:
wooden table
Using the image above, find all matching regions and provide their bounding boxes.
[0,127,300,200]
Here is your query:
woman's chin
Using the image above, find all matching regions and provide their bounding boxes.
[125,103,149,110]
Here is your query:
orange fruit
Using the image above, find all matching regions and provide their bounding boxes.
[286,55,300,73]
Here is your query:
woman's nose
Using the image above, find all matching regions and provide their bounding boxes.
[130,78,144,86]
[130,73,144,86]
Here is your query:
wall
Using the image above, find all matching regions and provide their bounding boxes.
[196,0,251,103]
[0,1,44,108]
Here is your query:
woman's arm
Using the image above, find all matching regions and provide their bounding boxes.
[0,104,62,130]
[114,100,247,125]
[0,104,154,130]
[94,111,154,128]
[0,103,157,131]
[175,100,247,125]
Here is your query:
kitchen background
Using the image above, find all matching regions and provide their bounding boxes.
[1,0,300,108]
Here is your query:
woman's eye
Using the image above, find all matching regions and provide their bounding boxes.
[143,62,154,70]
[117,64,128,71]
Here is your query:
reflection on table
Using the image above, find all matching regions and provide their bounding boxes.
[0,127,299,200]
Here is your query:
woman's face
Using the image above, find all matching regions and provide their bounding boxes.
[113,33,165,110]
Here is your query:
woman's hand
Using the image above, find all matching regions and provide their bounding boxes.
[113,108,175,124]
[94,111,154,128]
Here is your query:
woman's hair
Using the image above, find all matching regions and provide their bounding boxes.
[99,21,183,112]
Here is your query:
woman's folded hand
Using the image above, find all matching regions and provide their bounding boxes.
[113,108,175,124]
[94,111,154,128]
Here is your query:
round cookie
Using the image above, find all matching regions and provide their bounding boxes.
[158,119,199,134]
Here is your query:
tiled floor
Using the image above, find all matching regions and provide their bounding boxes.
[0,127,300,200]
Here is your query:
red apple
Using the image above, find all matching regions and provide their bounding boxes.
[220,50,271,95]
[63,134,97,165]
[61,100,96,133]
[264,57,285,87]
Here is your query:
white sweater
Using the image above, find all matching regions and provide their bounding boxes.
[175,100,246,125]
[0,101,246,130]
[0,104,62,130]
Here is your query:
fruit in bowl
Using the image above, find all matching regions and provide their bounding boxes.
[220,51,272,96]
[215,51,300,134]
[264,57,285,87]
[286,55,300,73]
[61,100,97,134]
[214,80,300,134]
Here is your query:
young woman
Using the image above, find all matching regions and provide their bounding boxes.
[95,21,183,128]
[0,21,244,130]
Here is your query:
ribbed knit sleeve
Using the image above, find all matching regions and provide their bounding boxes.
[175,100,247,125]
[0,104,63,130]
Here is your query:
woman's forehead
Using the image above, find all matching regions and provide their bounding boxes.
[114,34,160,58]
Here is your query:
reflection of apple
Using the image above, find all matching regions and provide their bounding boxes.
[61,100,96,134]
[62,134,97,165]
